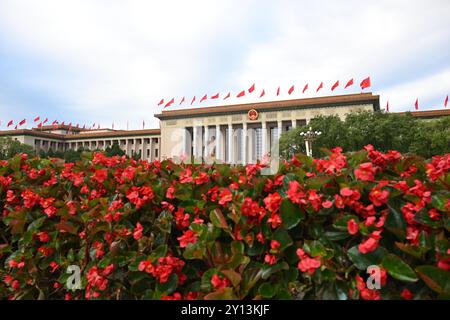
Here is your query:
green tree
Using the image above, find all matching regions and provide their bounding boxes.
[279,111,450,159]
[105,143,126,157]
[0,137,35,159]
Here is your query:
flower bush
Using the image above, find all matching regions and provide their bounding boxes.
[0,145,449,300]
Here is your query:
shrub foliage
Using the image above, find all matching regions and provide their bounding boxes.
[0,146,449,300]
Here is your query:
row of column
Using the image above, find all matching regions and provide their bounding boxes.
[189,119,298,165]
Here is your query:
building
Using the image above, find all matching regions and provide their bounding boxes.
[0,92,380,163]
[0,125,161,162]
[155,92,379,164]
[397,109,450,120]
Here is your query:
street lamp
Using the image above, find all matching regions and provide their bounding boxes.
[300,127,322,157]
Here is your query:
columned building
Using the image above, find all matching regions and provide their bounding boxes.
[0,93,381,164]
[155,93,380,164]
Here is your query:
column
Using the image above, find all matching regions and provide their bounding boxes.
[150,138,154,161]
[277,120,282,141]
[193,126,198,159]
[242,123,247,165]
[204,125,209,160]
[262,122,267,157]
[292,119,297,129]
[227,123,233,164]
[182,128,187,156]
[215,125,221,161]
[141,138,146,160]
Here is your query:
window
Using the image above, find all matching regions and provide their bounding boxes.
[154,149,159,158]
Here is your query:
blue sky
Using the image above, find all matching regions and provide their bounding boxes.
[0,0,449,130]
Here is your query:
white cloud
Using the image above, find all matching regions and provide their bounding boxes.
[0,0,449,129]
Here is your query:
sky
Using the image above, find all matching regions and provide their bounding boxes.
[0,0,449,130]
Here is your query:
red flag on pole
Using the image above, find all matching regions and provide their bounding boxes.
[360,77,371,90]
[164,98,174,108]
[414,98,419,110]
[37,122,42,128]
[386,100,389,112]
[445,95,448,107]
[331,80,339,91]
[288,85,295,95]
[223,92,231,100]
[14,125,17,130]
[19,119,26,126]
[43,118,48,124]
[276,87,280,96]
[344,78,354,89]
[157,99,164,106]
[248,83,255,93]
[237,90,245,98]
[52,120,58,125]
[191,96,196,105]
[302,83,308,93]
[61,121,65,126]
[7,120,13,127]
[211,93,219,99]
[179,97,185,105]
[200,94,208,102]
[316,82,323,92]
[34,116,40,122]
[259,89,265,98]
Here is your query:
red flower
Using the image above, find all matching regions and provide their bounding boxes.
[347,219,359,235]
[92,169,108,184]
[322,200,333,208]
[360,288,381,300]
[264,192,282,212]
[177,230,198,248]
[267,212,282,229]
[355,162,376,181]
[138,260,155,274]
[264,254,277,265]
[270,240,281,250]
[358,237,379,254]
[211,274,230,290]
[166,185,175,199]
[37,231,50,242]
[179,169,193,183]
[133,222,143,240]
[296,248,321,274]
[194,172,210,185]
[218,188,233,206]
[121,166,136,181]
[400,289,414,300]
[21,189,40,208]
[369,186,390,206]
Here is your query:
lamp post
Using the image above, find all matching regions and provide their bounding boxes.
[299,127,322,157]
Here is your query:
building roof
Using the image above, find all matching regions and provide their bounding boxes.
[396,109,450,119]
[0,128,161,141]
[155,92,380,120]
[32,124,86,132]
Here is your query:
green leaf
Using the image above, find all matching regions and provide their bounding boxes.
[416,266,450,294]
[280,199,305,229]
[210,208,229,229]
[347,246,387,270]
[381,254,418,282]
[305,175,332,190]
[385,202,407,239]
[204,287,236,300]
[258,282,275,298]
[273,228,293,251]
[221,269,242,288]
[156,273,178,295]
[260,262,289,280]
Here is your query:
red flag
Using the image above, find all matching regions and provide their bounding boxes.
[92,123,95,128]
[386,100,389,112]
[157,99,164,106]
[76,124,79,128]
[19,119,26,126]
[360,77,371,90]
[248,83,255,93]
[34,116,40,122]
[200,94,208,102]
[37,122,42,128]
[164,98,174,108]
[414,98,419,110]
[191,96,196,105]
[14,125,17,130]
[237,90,245,98]
[179,97,185,105]
[43,118,48,124]
[68,123,72,131]
[302,83,308,93]
[445,95,448,107]
[61,121,65,126]
[316,82,323,92]
[223,92,231,100]
[276,87,280,96]
[331,80,339,91]
[259,89,265,98]
[52,120,58,125]
[288,85,295,95]
[211,93,219,99]
[344,78,354,89]
[7,120,13,127]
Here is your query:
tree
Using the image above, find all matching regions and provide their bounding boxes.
[279,111,450,159]
[104,143,126,157]
[0,137,35,160]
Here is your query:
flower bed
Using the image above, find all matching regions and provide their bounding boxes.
[0,146,449,300]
